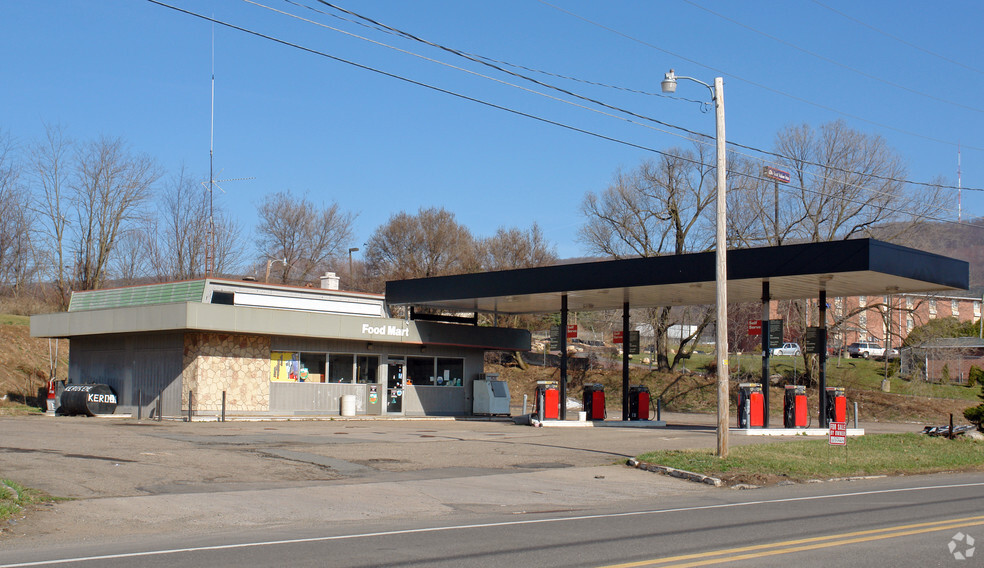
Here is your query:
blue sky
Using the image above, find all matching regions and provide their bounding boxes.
[3,0,983,261]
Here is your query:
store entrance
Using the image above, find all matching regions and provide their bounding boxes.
[386,362,404,414]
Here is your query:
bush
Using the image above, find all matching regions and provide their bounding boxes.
[964,377,984,432]
[968,366,984,388]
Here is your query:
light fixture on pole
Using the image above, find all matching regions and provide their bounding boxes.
[662,69,730,458]
[265,257,287,284]
[348,247,359,278]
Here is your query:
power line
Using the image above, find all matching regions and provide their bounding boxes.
[147,1,691,161]
[149,1,978,231]
[284,0,710,106]
[281,0,983,195]
[536,0,984,153]
[811,0,984,76]
[682,0,984,115]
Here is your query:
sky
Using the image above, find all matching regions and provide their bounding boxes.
[3,0,983,264]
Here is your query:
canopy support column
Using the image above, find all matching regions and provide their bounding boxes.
[622,301,630,421]
[761,281,771,428]
[560,294,568,420]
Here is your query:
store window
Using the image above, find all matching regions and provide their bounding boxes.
[271,351,300,382]
[406,356,435,386]
[328,353,355,383]
[929,299,937,317]
[952,299,960,317]
[356,355,379,384]
[300,353,327,383]
[435,358,464,386]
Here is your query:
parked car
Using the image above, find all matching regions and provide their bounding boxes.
[845,341,885,359]
[771,342,801,356]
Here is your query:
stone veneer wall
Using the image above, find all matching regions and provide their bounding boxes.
[182,333,271,412]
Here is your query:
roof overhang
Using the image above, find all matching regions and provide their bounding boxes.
[31,302,530,351]
[386,239,969,314]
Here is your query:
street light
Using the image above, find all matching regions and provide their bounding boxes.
[265,257,286,283]
[662,69,730,458]
[348,247,359,278]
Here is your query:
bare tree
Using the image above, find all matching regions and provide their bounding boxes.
[0,130,38,296]
[70,137,160,291]
[477,223,557,271]
[145,168,245,281]
[364,207,476,290]
[774,120,945,244]
[579,141,718,371]
[28,125,73,307]
[579,143,716,258]
[256,190,355,284]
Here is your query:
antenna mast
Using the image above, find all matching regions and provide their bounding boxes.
[205,25,216,276]
[958,143,962,223]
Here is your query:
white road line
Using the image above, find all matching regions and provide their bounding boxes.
[3,481,984,567]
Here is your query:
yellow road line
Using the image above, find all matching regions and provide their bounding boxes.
[598,514,984,568]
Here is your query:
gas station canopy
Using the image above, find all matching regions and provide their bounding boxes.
[386,239,968,314]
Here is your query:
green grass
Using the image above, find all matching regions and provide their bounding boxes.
[0,479,58,522]
[0,314,28,326]
[0,402,43,416]
[637,433,984,483]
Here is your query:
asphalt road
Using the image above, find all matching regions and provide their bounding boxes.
[0,413,947,567]
[1,474,982,567]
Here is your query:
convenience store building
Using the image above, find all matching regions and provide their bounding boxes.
[29,277,529,418]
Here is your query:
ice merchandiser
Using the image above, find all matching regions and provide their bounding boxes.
[473,373,510,415]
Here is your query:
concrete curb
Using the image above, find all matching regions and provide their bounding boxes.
[626,459,723,487]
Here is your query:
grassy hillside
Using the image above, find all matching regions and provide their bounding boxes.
[0,316,68,412]
[490,351,979,425]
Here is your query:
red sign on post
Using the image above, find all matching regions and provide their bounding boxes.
[567,324,577,339]
[748,320,762,336]
[828,422,847,446]
[613,330,623,343]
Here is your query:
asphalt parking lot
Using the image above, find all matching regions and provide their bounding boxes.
[0,413,923,546]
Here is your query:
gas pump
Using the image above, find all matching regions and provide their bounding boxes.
[583,383,605,420]
[628,385,650,420]
[738,383,764,428]
[533,381,560,421]
[783,385,807,428]
[825,386,847,424]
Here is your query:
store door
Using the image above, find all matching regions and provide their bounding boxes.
[386,362,404,414]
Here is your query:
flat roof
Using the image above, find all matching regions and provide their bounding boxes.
[31,303,530,351]
[386,239,969,314]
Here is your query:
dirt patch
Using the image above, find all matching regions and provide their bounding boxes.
[0,322,68,406]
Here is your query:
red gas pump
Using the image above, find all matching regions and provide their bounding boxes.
[825,386,847,424]
[46,380,57,414]
[783,385,808,428]
[582,383,605,420]
[738,383,764,428]
[534,381,560,421]
[628,385,650,420]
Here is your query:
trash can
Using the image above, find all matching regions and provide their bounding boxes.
[825,386,847,424]
[583,383,605,421]
[738,383,764,428]
[59,384,118,416]
[628,385,650,421]
[340,394,357,417]
[783,385,807,428]
[534,381,560,421]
